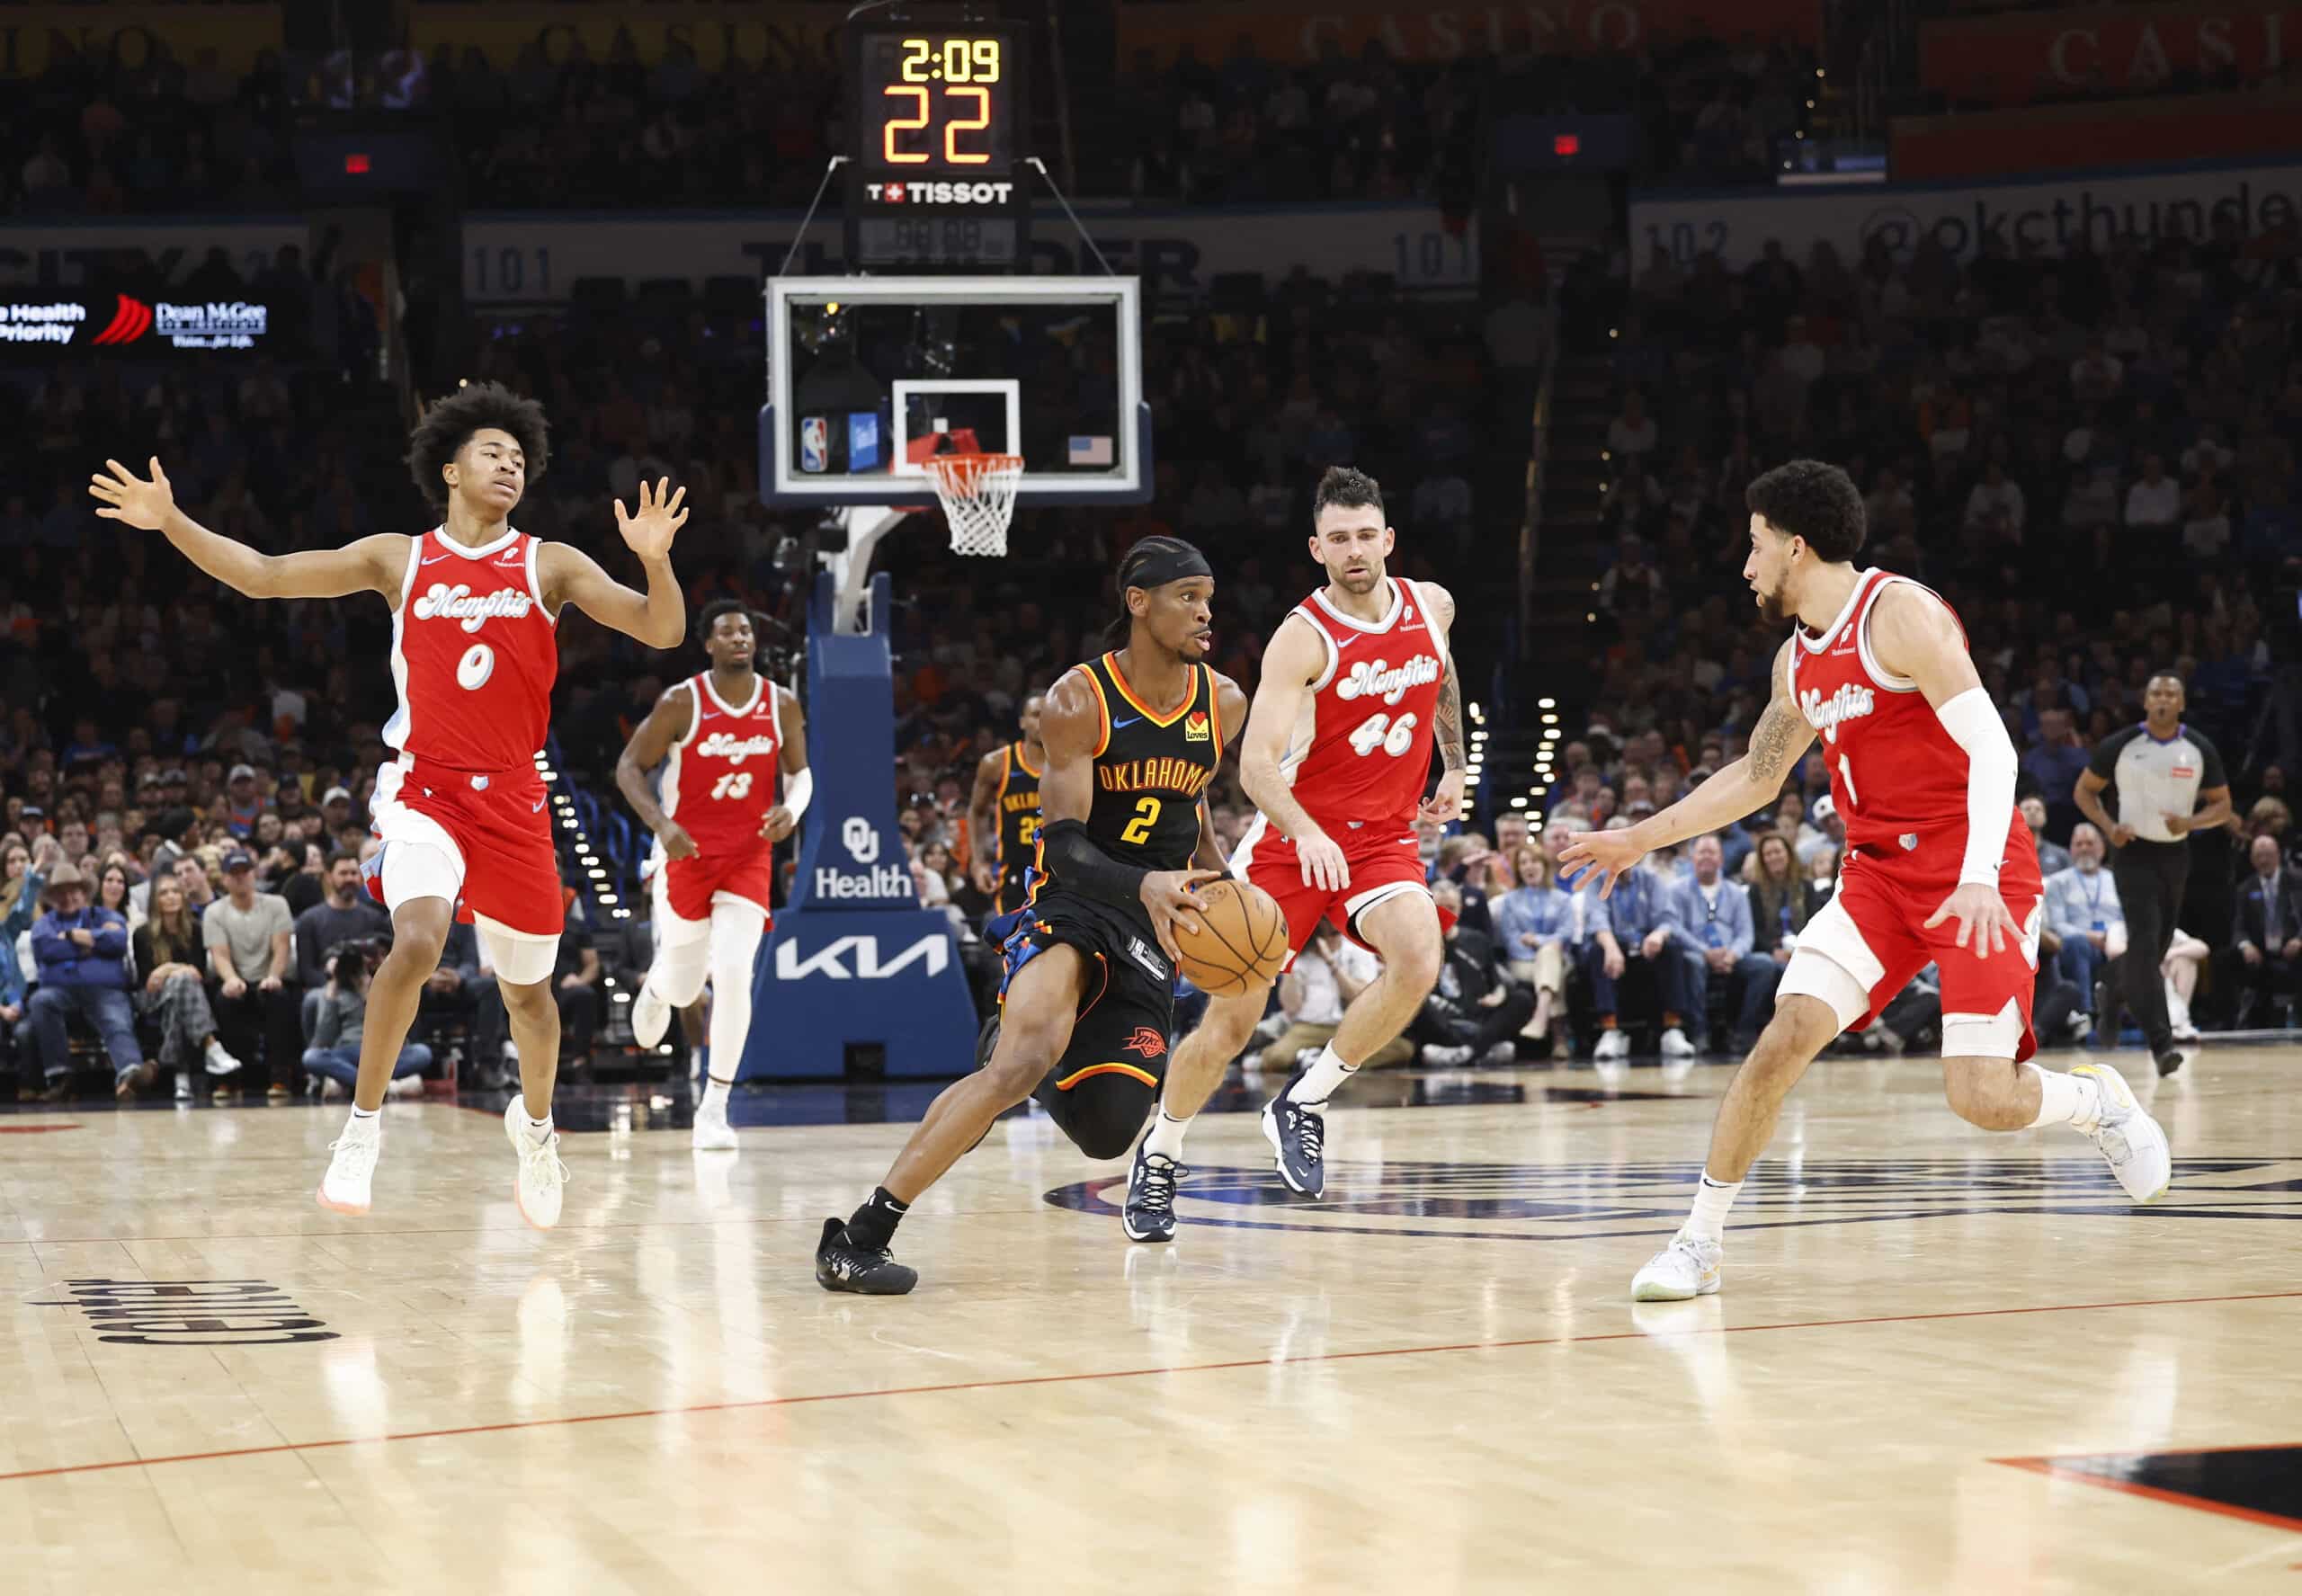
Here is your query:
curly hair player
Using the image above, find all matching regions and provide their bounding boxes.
[91,383,689,1226]
[1560,459,2171,1302]
[816,537,1245,1294]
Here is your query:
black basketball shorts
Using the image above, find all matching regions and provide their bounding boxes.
[999,888,1173,1159]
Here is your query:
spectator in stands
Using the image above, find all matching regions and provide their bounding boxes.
[1584,847,1693,1062]
[1672,833,1781,1053]
[2124,453,2181,531]
[25,861,152,1101]
[0,834,55,1093]
[2230,834,2301,1030]
[173,853,218,918]
[2044,824,2124,1038]
[2021,709,2091,839]
[295,851,390,1034]
[132,871,242,1101]
[1261,922,1408,1074]
[1492,845,1572,1053]
[2014,797,2067,878]
[303,941,429,1101]
[203,848,299,1101]
[1607,391,1659,470]
[1744,831,1805,959]
[1412,881,1535,1066]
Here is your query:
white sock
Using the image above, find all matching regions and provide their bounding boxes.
[701,1075,733,1114]
[525,1112,552,1138]
[347,1105,379,1128]
[1684,1173,1741,1244]
[1143,1108,1190,1161]
[2025,1063,2101,1130]
[1289,1043,1357,1106]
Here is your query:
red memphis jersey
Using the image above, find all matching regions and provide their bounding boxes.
[656,673,781,858]
[1277,577,1450,834]
[1785,566,2008,856]
[385,526,558,771]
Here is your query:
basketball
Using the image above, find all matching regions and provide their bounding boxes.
[1173,877,1290,996]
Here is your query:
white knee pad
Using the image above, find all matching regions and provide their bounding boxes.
[1777,945,1870,1034]
[476,915,560,986]
[649,937,711,1007]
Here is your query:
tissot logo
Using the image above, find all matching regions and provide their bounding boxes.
[1045,1157,2302,1240]
[864,181,1015,206]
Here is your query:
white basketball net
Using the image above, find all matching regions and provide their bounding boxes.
[925,452,1022,557]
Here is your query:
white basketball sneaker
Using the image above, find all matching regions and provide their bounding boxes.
[691,1095,738,1152]
[1594,1029,1630,1063]
[630,977,672,1050]
[1630,1233,1723,1301]
[1658,1027,1696,1058]
[504,1098,567,1228]
[317,1114,382,1216]
[2071,1062,2172,1203]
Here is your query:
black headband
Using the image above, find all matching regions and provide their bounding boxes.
[1121,539,1213,593]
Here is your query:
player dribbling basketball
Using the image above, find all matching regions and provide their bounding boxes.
[614,600,811,1151]
[91,383,689,1225]
[1129,468,1463,1238]
[815,537,1247,1293]
[1559,460,2171,1302]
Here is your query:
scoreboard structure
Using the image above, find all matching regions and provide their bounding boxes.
[843,13,1031,273]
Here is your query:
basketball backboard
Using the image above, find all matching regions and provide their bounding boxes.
[760,274,1150,508]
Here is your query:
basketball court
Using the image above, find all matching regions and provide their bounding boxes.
[4,1044,2298,1592]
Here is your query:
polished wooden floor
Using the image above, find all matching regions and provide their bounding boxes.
[4,1042,2301,1594]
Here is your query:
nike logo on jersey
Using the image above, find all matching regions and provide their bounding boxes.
[1111,716,1142,730]
[420,553,451,566]
[531,797,546,813]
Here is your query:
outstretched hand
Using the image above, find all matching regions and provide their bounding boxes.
[89,458,178,530]
[1557,827,1646,899]
[613,477,687,561]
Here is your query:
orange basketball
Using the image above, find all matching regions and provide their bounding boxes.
[1173,877,1290,996]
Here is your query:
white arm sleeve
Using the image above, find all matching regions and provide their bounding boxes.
[1933,686,2017,887]
[782,766,812,820]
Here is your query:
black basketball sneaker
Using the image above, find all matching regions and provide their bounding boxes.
[1121,1142,1185,1243]
[1262,1067,1326,1198]
[814,1217,919,1295]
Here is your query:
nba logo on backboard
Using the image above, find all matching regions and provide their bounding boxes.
[799,415,829,473]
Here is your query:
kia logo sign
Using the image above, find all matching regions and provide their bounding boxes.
[774,933,949,980]
[842,816,880,863]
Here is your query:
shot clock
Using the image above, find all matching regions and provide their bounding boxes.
[844,22,1031,272]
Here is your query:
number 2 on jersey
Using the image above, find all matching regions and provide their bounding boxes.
[710,771,754,802]
[1347,709,1419,759]
[1120,796,1161,844]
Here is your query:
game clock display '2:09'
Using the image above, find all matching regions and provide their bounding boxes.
[861,32,1013,174]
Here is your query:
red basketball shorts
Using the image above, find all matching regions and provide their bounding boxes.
[366,756,566,938]
[655,846,776,929]
[1780,816,2046,1061]
[1231,814,1433,967]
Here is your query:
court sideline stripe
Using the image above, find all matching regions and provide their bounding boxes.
[3,1287,2297,1485]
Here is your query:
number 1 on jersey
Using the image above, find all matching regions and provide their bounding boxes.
[1837,753,1858,809]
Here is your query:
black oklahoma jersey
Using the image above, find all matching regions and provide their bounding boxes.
[991,740,1044,914]
[1001,652,1224,1157]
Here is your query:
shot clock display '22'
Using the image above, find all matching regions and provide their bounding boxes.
[862,33,1014,173]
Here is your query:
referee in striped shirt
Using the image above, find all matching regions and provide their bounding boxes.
[2074,673,2233,1074]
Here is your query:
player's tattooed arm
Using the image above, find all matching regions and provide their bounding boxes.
[1433,668,1466,773]
[1743,692,1807,790]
